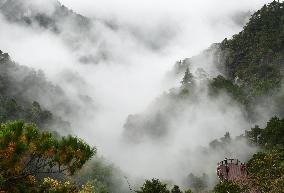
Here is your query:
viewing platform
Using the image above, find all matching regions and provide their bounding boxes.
[216,158,259,193]
[217,158,247,181]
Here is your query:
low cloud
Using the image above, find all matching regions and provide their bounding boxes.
[0,0,272,189]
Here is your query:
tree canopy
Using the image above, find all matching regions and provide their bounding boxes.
[213,180,242,193]
[246,116,284,148]
[0,121,96,192]
[181,68,194,87]
[135,179,193,193]
[247,148,284,193]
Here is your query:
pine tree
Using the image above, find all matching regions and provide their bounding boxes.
[0,121,96,192]
[181,68,194,86]
[171,185,182,193]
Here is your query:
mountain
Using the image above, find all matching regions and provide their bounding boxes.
[124,0,284,142]
[0,0,283,192]
[219,0,284,96]
[0,0,109,65]
[0,0,91,32]
[0,49,72,132]
[175,1,284,97]
[122,3,284,191]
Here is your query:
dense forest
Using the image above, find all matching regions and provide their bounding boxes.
[126,1,284,192]
[0,50,71,132]
[173,0,284,117]
[0,0,284,193]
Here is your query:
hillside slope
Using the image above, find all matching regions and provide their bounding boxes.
[0,49,71,132]
[125,0,284,142]
[0,0,91,32]
[172,1,284,117]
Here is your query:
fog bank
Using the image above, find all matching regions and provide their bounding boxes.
[0,0,272,188]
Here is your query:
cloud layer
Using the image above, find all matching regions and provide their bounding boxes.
[0,0,272,188]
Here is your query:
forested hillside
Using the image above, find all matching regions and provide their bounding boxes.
[0,0,283,193]
[0,50,70,132]
[172,0,284,118]
[0,49,127,193]
[124,1,284,192]
[0,1,129,192]
[124,0,284,142]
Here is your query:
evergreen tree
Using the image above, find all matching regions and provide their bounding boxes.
[213,180,241,193]
[247,147,284,193]
[171,185,182,193]
[135,179,170,193]
[0,121,96,192]
[181,68,194,86]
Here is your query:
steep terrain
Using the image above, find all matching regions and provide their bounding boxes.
[123,2,284,190]
[0,49,127,193]
[174,1,284,105]
[129,0,284,141]
[0,0,283,193]
[0,50,71,132]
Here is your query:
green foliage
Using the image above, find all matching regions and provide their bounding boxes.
[171,185,182,193]
[79,182,97,193]
[88,179,108,193]
[40,177,78,193]
[209,75,248,105]
[174,1,284,120]
[260,116,284,147]
[245,125,262,145]
[219,1,284,96]
[212,116,284,192]
[135,179,193,193]
[213,180,241,193]
[39,178,97,193]
[247,147,284,193]
[245,116,284,147]
[0,120,96,192]
[0,50,71,131]
[177,67,196,98]
[0,95,56,129]
[181,68,194,87]
[242,117,284,192]
[135,179,170,193]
